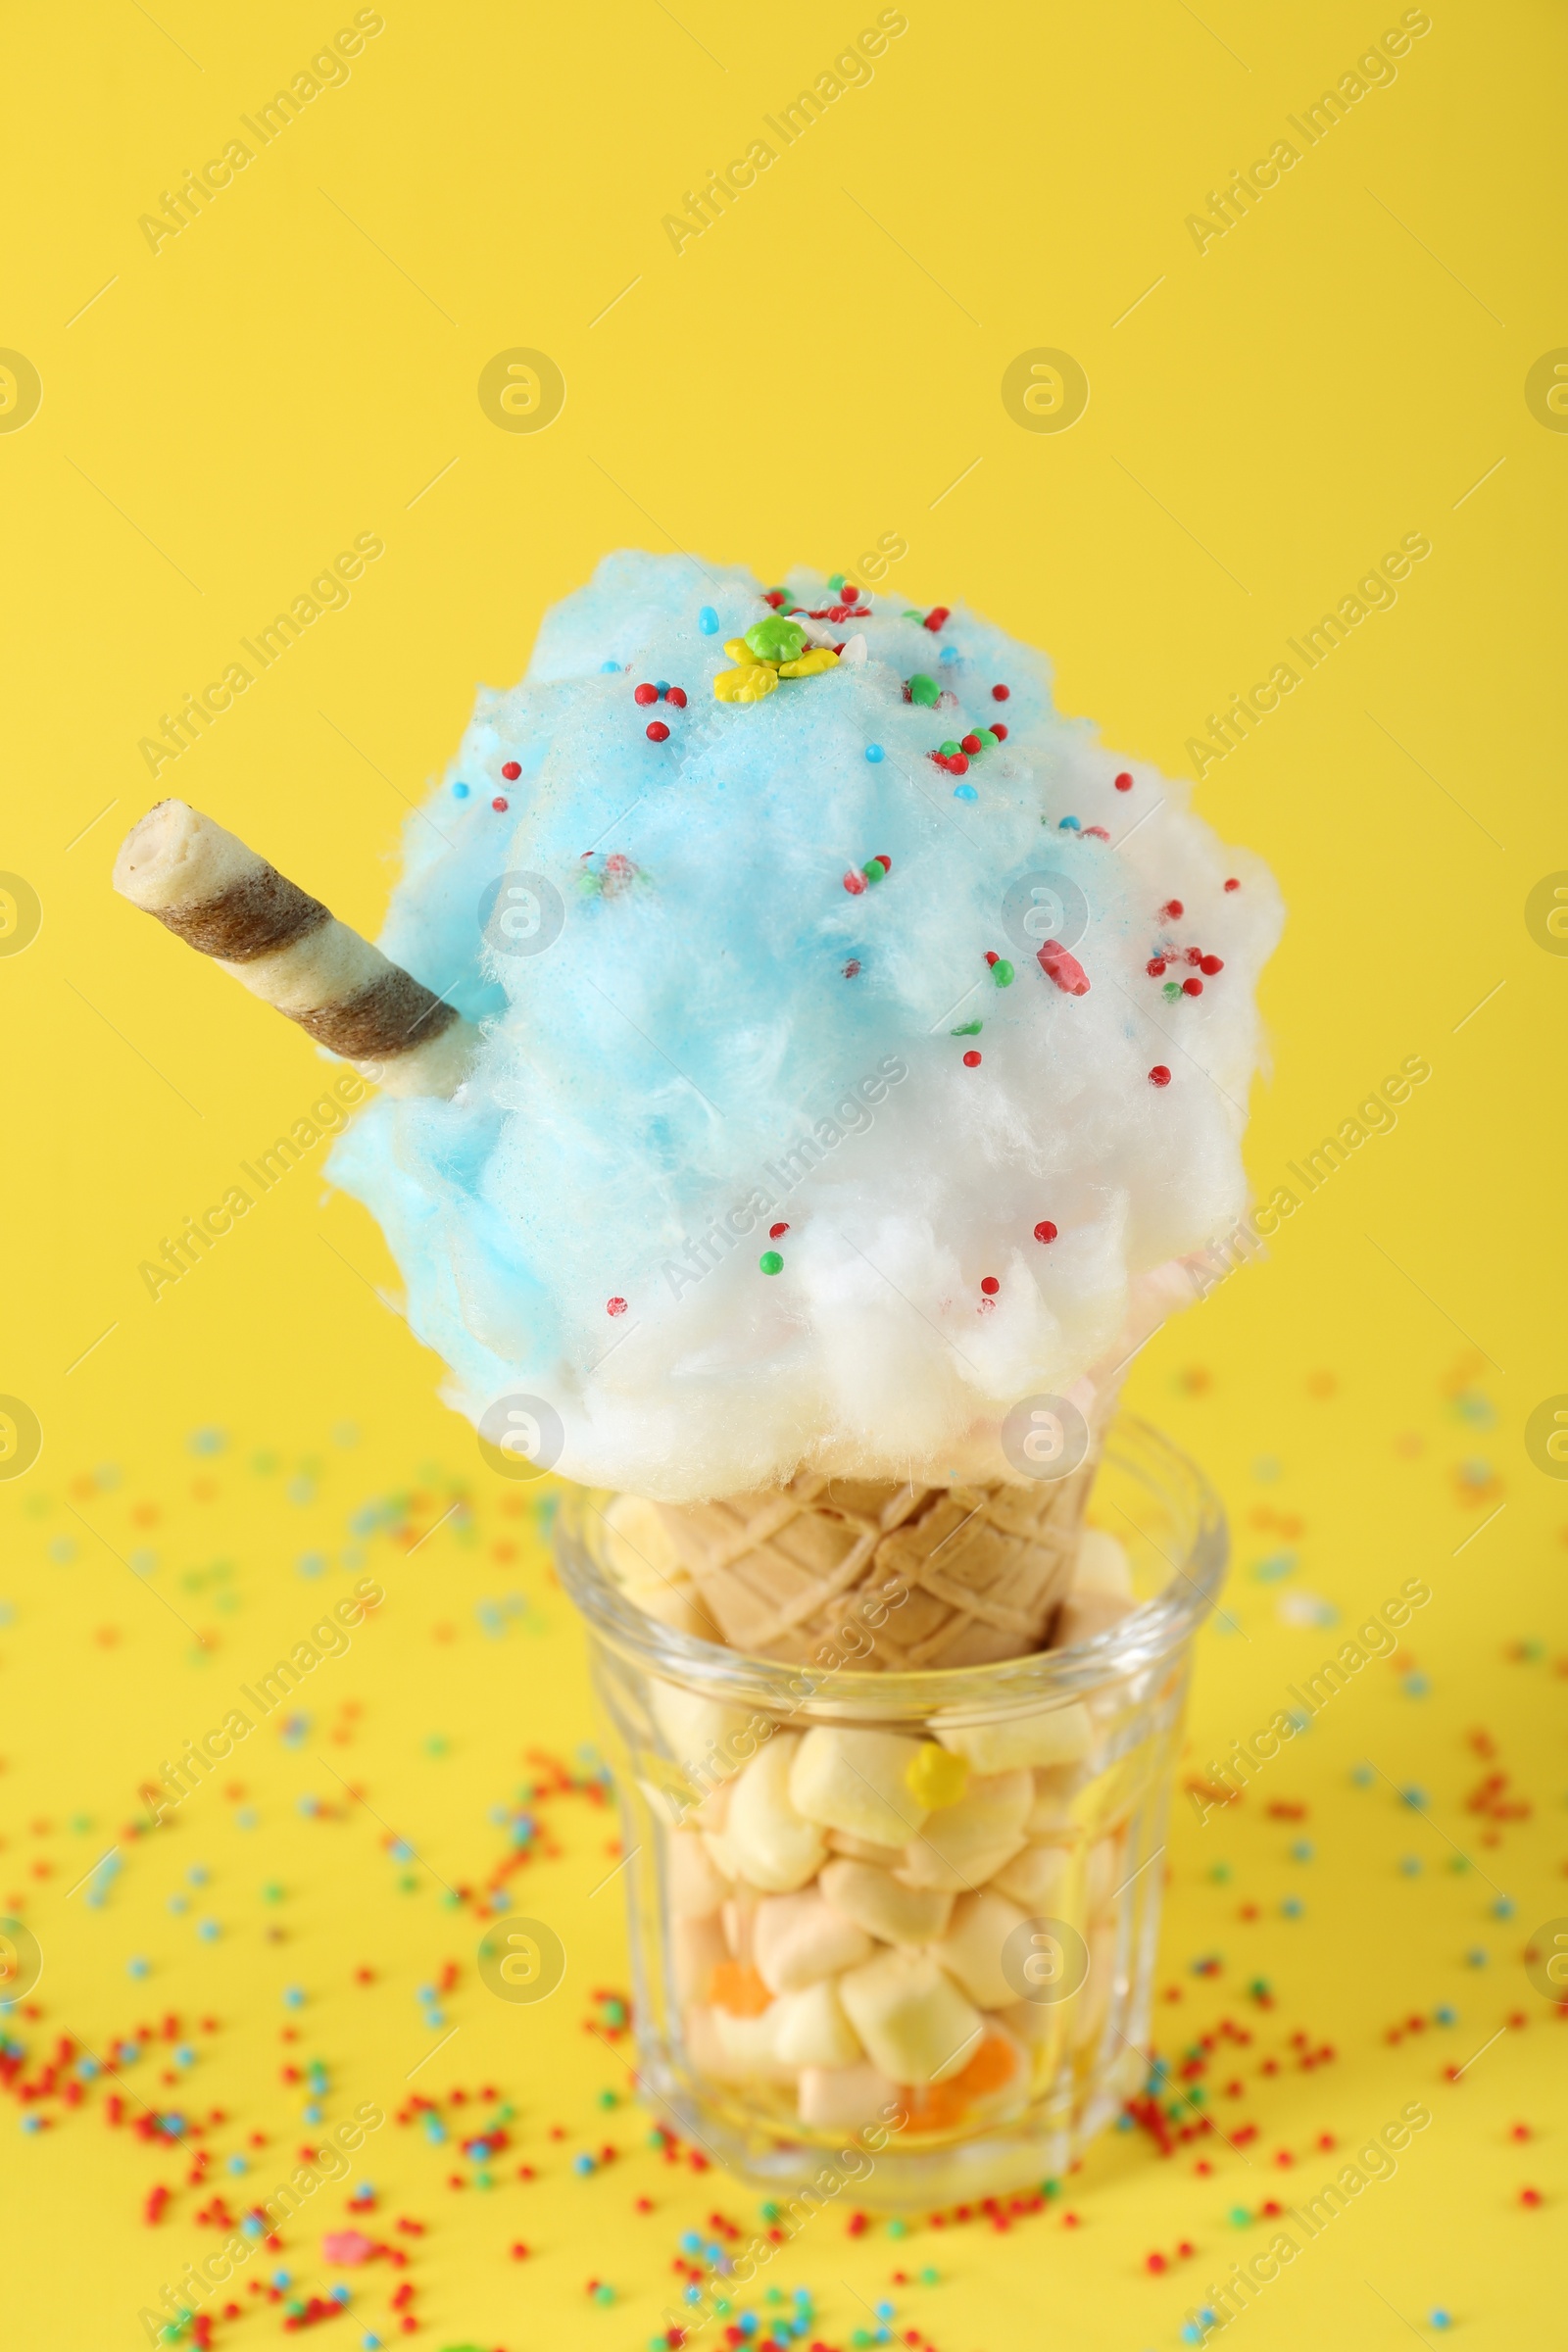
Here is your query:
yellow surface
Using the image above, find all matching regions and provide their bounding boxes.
[3,3,1564,2346]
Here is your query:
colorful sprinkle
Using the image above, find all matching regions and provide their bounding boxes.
[759,1251,783,1276]
[501,761,521,781]
[864,744,885,762]
[1034,1221,1057,1244]
[646,721,669,743]
[1114,770,1133,791]
[992,684,1010,701]
[491,798,509,813]
[962,1051,982,1068]
[1150,1065,1172,1086]
[698,607,719,633]
[980,1277,1000,1297]
[606,1298,627,1317]
[633,683,659,707]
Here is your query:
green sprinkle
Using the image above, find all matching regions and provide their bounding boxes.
[760,1250,784,1276]
[974,727,999,750]
[745,614,807,663]
[939,739,961,757]
[760,2201,781,2223]
[827,572,846,593]
[862,858,887,883]
[951,1019,983,1036]
[593,2282,615,2305]
[991,958,1014,985]
[887,2216,907,2237]
[920,2266,940,2284]
[1162,980,1181,1001]
[596,2088,618,2109]
[907,672,940,707]
[1228,2205,1250,2226]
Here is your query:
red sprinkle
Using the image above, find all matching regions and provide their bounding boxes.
[646,720,670,742]
[633,683,658,707]
[980,1276,1000,1296]
[992,684,1010,702]
[1037,940,1090,996]
[501,760,521,780]
[923,606,950,631]
[991,722,1008,741]
[1200,955,1224,974]
[1113,771,1133,791]
[1162,899,1184,919]
[1083,824,1110,840]
[1034,1221,1058,1244]
[960,733,982,755]
[962,1051,982,1067]
[1521,2187,1543,2207]
[1183,977,1203,996]
[769,1223,789,1240]
[984,951,1000,966]
[607,1298,627,1317]
[1223,878,1241,892]
[491,797,509,812]
[1150,1065,1172,1086]
[876,854,893,873]
[842,959,861,977]
[843,871,867,896]
[665,686,687,708]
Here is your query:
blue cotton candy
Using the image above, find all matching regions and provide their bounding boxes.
[329,553,1282,1499]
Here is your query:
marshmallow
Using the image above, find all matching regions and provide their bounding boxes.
[672,1913,727,2002]
[1054,1590,1139,1648]
[710,2001,795,2082]
[1072,1528,1134,1597]
[788,1727,929,1848]
[838,1948,984,2086]
[797,2060,901,2129]
[826,1830,907,1865]
[720,1891,759,1961]
[707,1735,826,1892]
[1024,1764,1084,1838]
[927,1888,1030,2010]
[895,1770,1032,1891]
[933,1701,1094,1774]
[668,1831,729,1920]
[753,1889,874,1995]
[773,1978,864,2069]
[819,1858,955,1947]
[650,1682,756,1789]
[990,1839,1073,1912]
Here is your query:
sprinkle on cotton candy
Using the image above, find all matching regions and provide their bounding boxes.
[326,550,1283,1501]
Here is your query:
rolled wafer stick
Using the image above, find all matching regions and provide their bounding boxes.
[113,800,480,1099]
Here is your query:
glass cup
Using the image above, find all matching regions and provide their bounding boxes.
[554,1415,1226,2208]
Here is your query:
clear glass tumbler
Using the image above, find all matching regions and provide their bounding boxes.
[554,1416,1226,2208]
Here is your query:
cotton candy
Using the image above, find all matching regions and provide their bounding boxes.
[329,552,1282,1500]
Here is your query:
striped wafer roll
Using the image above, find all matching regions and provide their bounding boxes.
[114,800,480,1099]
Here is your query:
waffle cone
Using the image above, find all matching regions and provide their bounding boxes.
[653,1464,1099,1668]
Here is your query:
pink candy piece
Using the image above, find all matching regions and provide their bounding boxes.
[321,2230,378,2265]
[1037,940,1091,996]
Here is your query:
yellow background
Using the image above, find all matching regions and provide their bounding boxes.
[3,2,1564,2345]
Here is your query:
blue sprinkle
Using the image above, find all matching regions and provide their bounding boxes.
[1493,1895,1515,1918]
[954,783,978,802]
[698,608,719,633]
[1402,1672,1431,1696]
[168,1893,189,1914]
[600,659,620,672]
[1282,1896,1303,1918]
[1430,2313,1452,2330]
[240,2215,264,2238]
[864,744,884,762]
[227,2154,249,2174]
[654,680,670,696]
[1350,1763,1374,1787]
[283,1986,306,2009]
[196,1919,220,1941]
[174,2044,194,2066]
[452,781,470,798]
[21,2113,43,2133]
[331,2284,352,2304]
[1435,2004,1457,2025]
[127,1957,149,1979]
[272,2270,291,2289]
[1399,1856,1422,1876]
[939,645,958,662]
[1400,1786,1428,1808]
[875,2303,895,2321]
[679,2230,702,2253]
[1466,1947,1488,1967]
[573,2151,596,2176]
[187,1864,209,1886]
[1057,814,1081,829]
[1290,1840,1314,1862]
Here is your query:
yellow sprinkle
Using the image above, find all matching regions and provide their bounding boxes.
[713,662,779,704]
[777,646,839,677]
[723,638,761,665]
[906,1744,969,1809]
